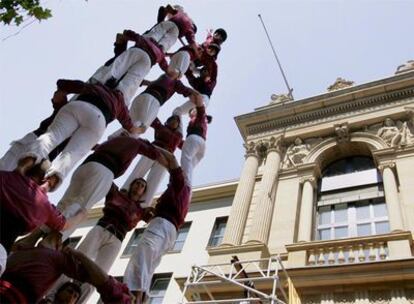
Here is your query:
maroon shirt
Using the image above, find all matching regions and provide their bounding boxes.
[187,105,208,140]
[198,51,218,83]
[151,118,183,152]
[122,30,168,71]
[100,185,144,235]
[0,171,66,233]
[97,276,132,304]
[143,74,193,105]
[1,247,87,303]
[57,79,134,131]
[154,167,192,230]
[169,11,196,45]
[84,137,160,178]
[185,70,216,98]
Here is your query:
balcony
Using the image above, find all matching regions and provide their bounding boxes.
[286,231,413,268]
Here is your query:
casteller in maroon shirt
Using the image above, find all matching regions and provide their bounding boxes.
[0,171,66,252]
[154,167,192,230]
[1,246,87,303]
[97,185,144,241]
[187,105,208,140]
[143,74,194,106]
[166,10,196,45]
[56,79,134,131]
[83,137,160,178]
[151,118,183,153]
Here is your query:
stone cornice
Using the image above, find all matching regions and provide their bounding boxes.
[235,71,414,140]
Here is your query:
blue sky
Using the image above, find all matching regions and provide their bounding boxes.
[1,0,413,202]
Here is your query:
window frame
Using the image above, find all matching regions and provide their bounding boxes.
[121,227,145,257]
[316,198,389,241]
[207,216,228,248]
[147,273,172,304]
[168,222,192,253]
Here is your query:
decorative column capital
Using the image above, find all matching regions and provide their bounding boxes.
[266,136,284,154]
[299,176,317,188]
[378,161,396,172]
[243,141,259,158]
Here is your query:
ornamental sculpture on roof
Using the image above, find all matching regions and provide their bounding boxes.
[395,60,414,74]
[327,77,354,92]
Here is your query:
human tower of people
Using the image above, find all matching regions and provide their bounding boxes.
[0,4,227,304]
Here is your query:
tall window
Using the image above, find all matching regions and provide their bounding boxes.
[316,156,388,240]
[122,228,145,256]
[147,274,171,304]
[317,199,390,240]
[170,222,191,252]
[208,217,228,247]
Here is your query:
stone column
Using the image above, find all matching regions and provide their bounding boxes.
[297,176,316,242]
[379,162,404,231]
[221,141,260,246]
[247,136,282,244]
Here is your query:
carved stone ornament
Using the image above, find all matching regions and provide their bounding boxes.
[334,123,350,143]
[395,59,414,74]
[269,93,293,105]
[327,77,355,92]
[378,161,396,172]
[267,136,283,153]
[283,137,310,168]
[243,141,258,158]
[366,117,414,147]
[299,176,316,187]
[281,137,324,169]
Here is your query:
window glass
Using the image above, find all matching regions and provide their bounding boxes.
[147,275,171,304]
[334,204,347,222]
[357,223,371,236]
[319,228,331,240]
[373,202,387,217]
[334,226,348,238]
[319,206,331,225]
[356,203,370,220]
[171,222,191,252]
[122,228,144,256]
[375,221,390,234]
[208,217,228,247]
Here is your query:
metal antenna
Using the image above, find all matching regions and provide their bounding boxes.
[258,14,294,100]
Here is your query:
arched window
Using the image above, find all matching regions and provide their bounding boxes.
[315,156,389,240]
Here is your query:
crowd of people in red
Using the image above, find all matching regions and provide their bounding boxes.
[0,4,226,304]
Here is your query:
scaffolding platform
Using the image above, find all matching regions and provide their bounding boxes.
[180,255,289,304]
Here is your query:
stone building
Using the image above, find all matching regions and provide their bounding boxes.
[74,62,414,303]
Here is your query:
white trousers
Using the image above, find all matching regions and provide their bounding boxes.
[169,50,191,78]
[0,132,37,171]
[110,47,152,107]
[26,101,106,185]
[58,162,114,239]
[143,21,179,52]
[76,225,122,303]
[123,156,167,207]
[124,217,177,292]
[173,94,210,116]
[108,93,160,139]
[181,134,206,186]
[47,226,121,304]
